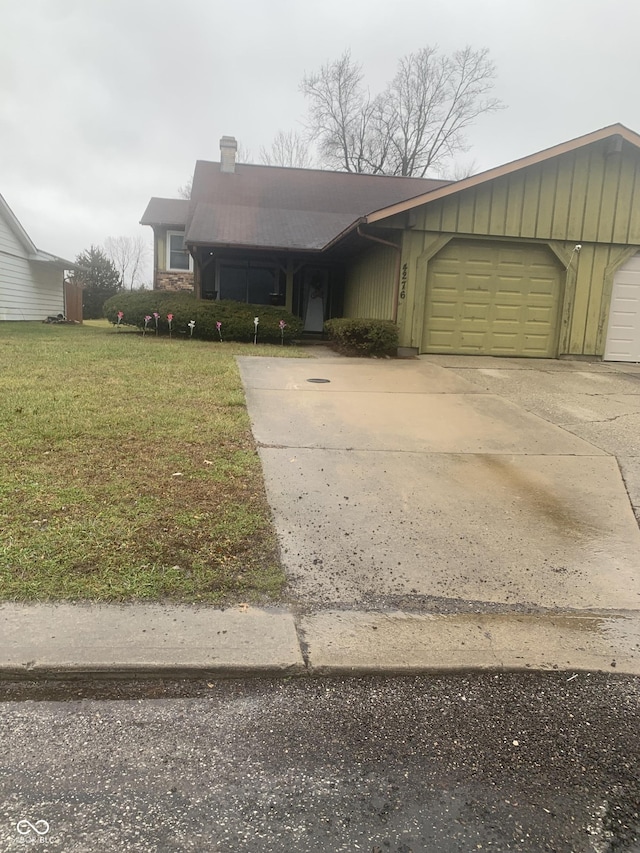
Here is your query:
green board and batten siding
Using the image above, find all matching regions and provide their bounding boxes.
[344,136,640,356]
[343,243,397,320]
[416,139,640,244]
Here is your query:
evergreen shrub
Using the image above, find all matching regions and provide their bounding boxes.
[324,318,399,356]
[103,292,303,343]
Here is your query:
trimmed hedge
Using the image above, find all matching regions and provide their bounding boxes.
[103,292,303,343]
[324,318,399,356]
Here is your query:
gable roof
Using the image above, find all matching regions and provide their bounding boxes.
[0,192,37,255]
[183,162,448,251]
[190,161,446,213]
[0,193,77,268]
[364,123,640,225]
[141,123,640,255]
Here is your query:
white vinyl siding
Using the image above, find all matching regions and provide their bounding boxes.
[0,213,64,321]
[0,210,26,256]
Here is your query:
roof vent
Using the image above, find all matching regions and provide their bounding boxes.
[220,136,237,173]
[605,134,623,156]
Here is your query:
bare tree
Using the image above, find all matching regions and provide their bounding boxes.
[236,141,253,164]
[103,235,148,291]
[177,178,192,199]
[435,158,479,181]
[301,51,385,173]
[260,130,315,168]
[302,46,502,177]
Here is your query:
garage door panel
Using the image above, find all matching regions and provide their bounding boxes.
[465,275,492,289]
[494,306,521,322]
[462,304,490,321]
[460,333,489,349]
[430,296,459,310]
[529,274,557,287]
[525,307,554,323]
[430,307,459,322]
[604,253,640,362]
[423,240,562,357]
[461,249,493,264]
[490,334,519,348]
[524,330,550,343]
[429,332,456,349]
[464,289,492,298]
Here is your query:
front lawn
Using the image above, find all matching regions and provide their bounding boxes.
[0,321,305,603]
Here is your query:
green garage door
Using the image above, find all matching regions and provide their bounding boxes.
[422,240,562,357]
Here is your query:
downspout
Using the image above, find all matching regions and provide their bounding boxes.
[356,225,402,324]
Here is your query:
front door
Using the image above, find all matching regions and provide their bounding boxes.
[302,268,328,332]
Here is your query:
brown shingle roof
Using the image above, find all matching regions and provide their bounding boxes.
[140,197,190,227]
[186,203,357,251]
[190,161,446,213]
[183,162,448,251]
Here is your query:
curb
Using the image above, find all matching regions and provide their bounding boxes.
[1,604,639,680]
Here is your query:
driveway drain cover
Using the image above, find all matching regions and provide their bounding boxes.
[307,378,331,383]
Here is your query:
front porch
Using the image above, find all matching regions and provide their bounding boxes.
[192,248,345,333]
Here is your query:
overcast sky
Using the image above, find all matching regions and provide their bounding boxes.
[1,0,639,283]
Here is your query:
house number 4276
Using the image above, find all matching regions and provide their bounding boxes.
[400,263,408,299]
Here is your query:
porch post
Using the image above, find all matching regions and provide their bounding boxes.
[193,251,202,298]
[285,256,293,312]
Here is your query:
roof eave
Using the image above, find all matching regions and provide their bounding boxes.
[319,217,366,252]
[0,193,38,255]
[30,250,79,268]
[140,220,187,228]
[186,239,324,254]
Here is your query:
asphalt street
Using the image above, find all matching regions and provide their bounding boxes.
[1,673,639,852]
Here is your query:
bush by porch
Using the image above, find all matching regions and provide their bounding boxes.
[324,317,399,356]
[103,292,303,343]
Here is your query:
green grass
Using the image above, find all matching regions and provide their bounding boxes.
[0,320,307,603]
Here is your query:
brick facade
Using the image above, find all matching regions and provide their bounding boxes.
[155,271,195,293]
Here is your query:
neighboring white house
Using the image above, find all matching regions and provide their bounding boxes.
[0,192,77,321]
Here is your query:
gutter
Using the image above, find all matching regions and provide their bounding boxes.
[186,240,322,254]
[356,225,402,325]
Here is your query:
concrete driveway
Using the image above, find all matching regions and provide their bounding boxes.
[425,355,640,522]
[238,355,640,613]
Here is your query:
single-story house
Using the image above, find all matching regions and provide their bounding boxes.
[0,193,81,322]
[141,124,640,361]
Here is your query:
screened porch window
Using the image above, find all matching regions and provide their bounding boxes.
[218,262,278,304]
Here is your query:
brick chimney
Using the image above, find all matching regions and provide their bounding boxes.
[220,136,237,173]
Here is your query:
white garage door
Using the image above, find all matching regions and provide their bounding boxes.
[604,253,640,362]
